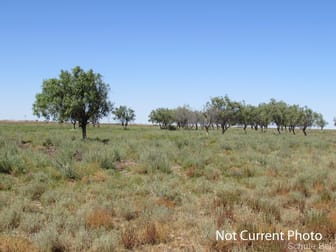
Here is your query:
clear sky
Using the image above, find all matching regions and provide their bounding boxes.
[1,0,335,127]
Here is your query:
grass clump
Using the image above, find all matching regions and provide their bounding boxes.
[121,226,138,249]
[0,151,25,175]
[85,207,114,230]
[0,235,38,252]
[140,148,171,173]
[91,232,118,252]
[100,156,116,170]
[54,160,80,180]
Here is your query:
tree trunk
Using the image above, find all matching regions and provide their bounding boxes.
[221,124,229,134]
[205,125,209,134]
[81,121,87,139]
[302,127,307,136]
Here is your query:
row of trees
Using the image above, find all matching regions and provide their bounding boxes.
[33,66,327,139]
[148,96,327,136]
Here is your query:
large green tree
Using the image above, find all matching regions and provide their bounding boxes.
[33,66,112,139]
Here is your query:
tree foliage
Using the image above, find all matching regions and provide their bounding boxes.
[148,108,174,129]
[148,96,327,136]
[314,112,328,130]
[33,66,112,139]
[112,106,136,129]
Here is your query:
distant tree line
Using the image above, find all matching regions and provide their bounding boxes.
[148,96,328,136]
[32,66,328,139]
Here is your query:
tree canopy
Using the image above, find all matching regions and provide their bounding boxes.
[148,108,175,129]
[148,96,327,136]
[33,66,113,139]
[112,105,136,129]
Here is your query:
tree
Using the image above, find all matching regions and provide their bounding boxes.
[174,105,193,129]
[255,103,271,132]
[207,96,240,134]
[201,104,217,134]
[33,66,112,139]
[190,110,203,130]
[148,108,174,129]
[314,112,327,130]
[269,99,288,134]
[113,106,136,129]
[300,106,314,136]
[237,101,255,132]
[286,105,301,134]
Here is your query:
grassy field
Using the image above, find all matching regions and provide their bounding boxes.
[1,122,336,251]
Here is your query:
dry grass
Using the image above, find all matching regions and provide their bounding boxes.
[121,226,138,249]
[156,197,176,209]
[85,207,114,230]
[140,221,170,245]
[1,123,336,251]
[0,235,38,252]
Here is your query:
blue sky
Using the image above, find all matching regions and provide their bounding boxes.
[0,0,335,127]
